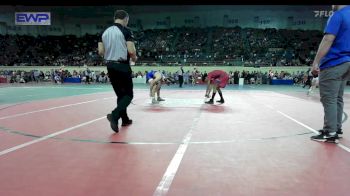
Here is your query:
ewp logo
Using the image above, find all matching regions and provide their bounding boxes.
[15,12,51,25]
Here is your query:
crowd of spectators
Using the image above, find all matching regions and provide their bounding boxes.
[0,67,108,84]
[0,27,323,67]
[1,67,311,87]
[0,34,103,67]
[133,27,322,66]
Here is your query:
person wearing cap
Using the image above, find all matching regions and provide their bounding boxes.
[146,70,166,104]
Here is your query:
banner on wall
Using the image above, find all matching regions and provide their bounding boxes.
[15,12,51,26]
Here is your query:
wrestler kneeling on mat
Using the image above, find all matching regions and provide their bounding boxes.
[147,70,167,104]
[205,70,229,104]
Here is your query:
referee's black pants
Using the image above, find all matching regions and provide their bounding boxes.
[107,63,133,123]
[179,75,184,87]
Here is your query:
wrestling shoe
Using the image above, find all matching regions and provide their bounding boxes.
[216,99,225,104]
[152,98,159,104]
[205,99,214,104]
[157,97,165,101]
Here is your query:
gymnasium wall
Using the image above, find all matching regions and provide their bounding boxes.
[132,5,331,30]
[0,5,331,37]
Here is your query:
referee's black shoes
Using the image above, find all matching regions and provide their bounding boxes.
[107,114,119,133]
[122,119,133,126]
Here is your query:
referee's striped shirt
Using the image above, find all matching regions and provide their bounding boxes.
[101,23,134,64]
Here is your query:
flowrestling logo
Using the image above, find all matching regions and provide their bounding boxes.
[15,12,51,25]
[314,10,333,18]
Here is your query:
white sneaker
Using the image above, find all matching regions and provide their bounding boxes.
[152,98,159,104]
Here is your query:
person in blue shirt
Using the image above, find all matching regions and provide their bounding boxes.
[147,70,166,104]
[311,5,350,143]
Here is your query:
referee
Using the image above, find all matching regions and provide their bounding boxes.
[178,66,184,88]
[98,10,137,133]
